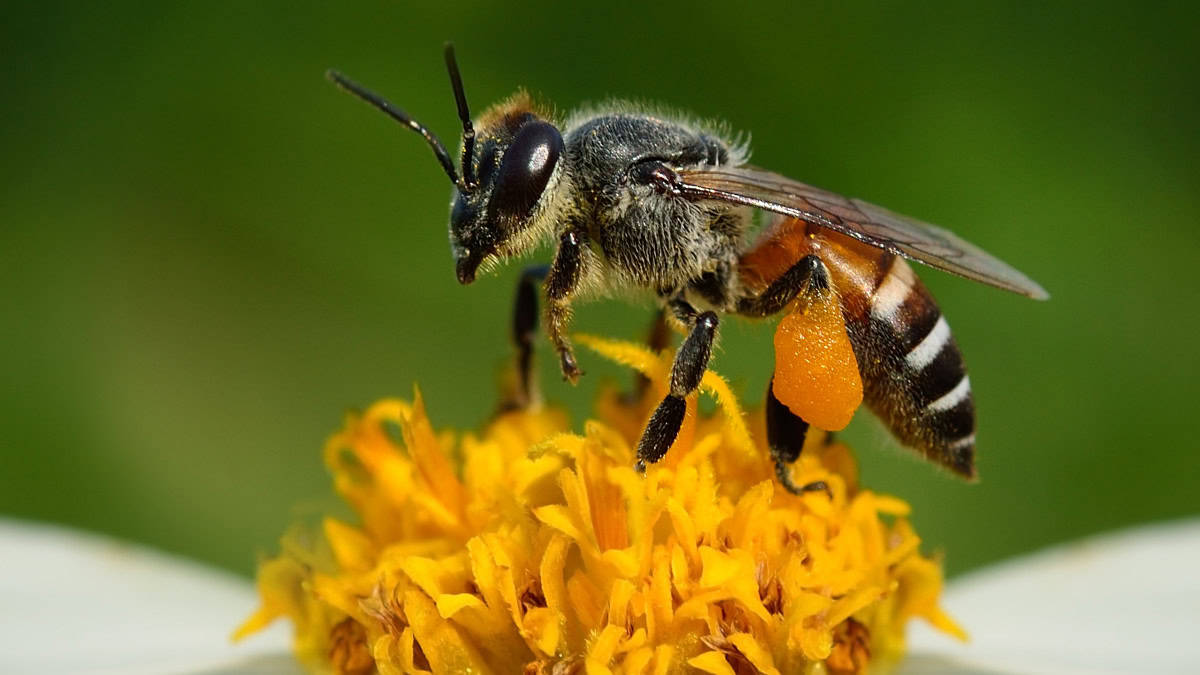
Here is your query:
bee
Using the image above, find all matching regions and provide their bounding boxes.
[327,46,1048,493]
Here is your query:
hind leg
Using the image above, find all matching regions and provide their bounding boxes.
[736,254,828,318]
[766,377,830,495]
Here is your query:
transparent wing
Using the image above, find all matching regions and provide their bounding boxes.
[676,165,1049,299]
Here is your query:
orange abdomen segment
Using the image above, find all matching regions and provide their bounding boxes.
[772,297,863,431]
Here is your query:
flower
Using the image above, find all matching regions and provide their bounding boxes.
[235,334,965,674]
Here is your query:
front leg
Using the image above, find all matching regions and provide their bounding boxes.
[635,299,719,471]
[544,228,586,383]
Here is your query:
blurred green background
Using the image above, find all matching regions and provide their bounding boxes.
[3,2,1197,579]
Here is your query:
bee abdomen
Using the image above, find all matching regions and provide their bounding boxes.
[854,256,977,477]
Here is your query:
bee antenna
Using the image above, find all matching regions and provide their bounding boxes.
[443,43,477,192]
[325,68,460,187]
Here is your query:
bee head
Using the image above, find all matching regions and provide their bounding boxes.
[449,98,564,284]
[328,46,564,286]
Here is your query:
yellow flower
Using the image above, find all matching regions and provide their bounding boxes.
[236,334,965,674]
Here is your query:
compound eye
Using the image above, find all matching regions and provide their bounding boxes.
[490,121,563,223]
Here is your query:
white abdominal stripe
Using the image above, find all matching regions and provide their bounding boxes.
[927,375,971,412]
[906,316,950,370]
[869,257,914,322]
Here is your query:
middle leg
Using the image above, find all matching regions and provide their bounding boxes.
[499,263,550,412]
[635,298,718,472]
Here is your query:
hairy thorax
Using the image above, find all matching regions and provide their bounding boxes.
[562,111,747,300]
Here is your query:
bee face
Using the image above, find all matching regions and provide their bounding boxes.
[449,114,565,284]
[326,49,566,286]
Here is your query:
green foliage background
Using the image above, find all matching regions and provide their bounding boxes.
[3,2,1197,578]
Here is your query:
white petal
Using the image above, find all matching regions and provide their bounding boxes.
[0,517,298,675]
[903,518,1200,674]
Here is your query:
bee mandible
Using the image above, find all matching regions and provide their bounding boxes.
[327,46,1048,493]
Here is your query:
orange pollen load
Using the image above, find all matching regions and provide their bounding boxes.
[772,295,863,431]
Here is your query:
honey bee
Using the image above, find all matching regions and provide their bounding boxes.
[328,46,1048,493]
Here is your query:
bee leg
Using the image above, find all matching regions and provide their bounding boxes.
[635,301,718,471]
[766,377,831,496]
[498,263,551,411]
[736,254,830,317]
[545,228,587,384]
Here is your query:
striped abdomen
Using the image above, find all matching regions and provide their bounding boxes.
[812,231,977,477]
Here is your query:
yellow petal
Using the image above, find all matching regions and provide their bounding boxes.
[600,548,641,578]
[873,494,912,516]
[687,650,737,675]
[373,633,424,675]
[576,333,668,380]
[697,546,739,589]
[435,593,485,618]
[698,370,754,456]
[465,537,510,627]
[607,579,636,629]
[587,623,626,667]
[622,646,654,675]
[926,607,969,642]
[585,662,614,675]
[727,632,781,675]
[403,589,495,675]
[400,556,448,598]
[231,606,275,642]
[534,504,585,542]
[567,570,606,630]
[397,627,433,675]
[644,547,672,644]
[523,606,561,657]
[650,645,675,675]
[403,387,465,523]
[796,620,833,661]
[828,586,884,626]
[323,518,376,573]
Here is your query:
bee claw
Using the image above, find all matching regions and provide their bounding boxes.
[560,354,583,384]
[801,480,833,498]
[775,464,832,498]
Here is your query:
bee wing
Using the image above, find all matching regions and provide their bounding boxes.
[676,165,1049,299]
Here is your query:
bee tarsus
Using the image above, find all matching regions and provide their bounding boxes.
[545,228,587,383]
